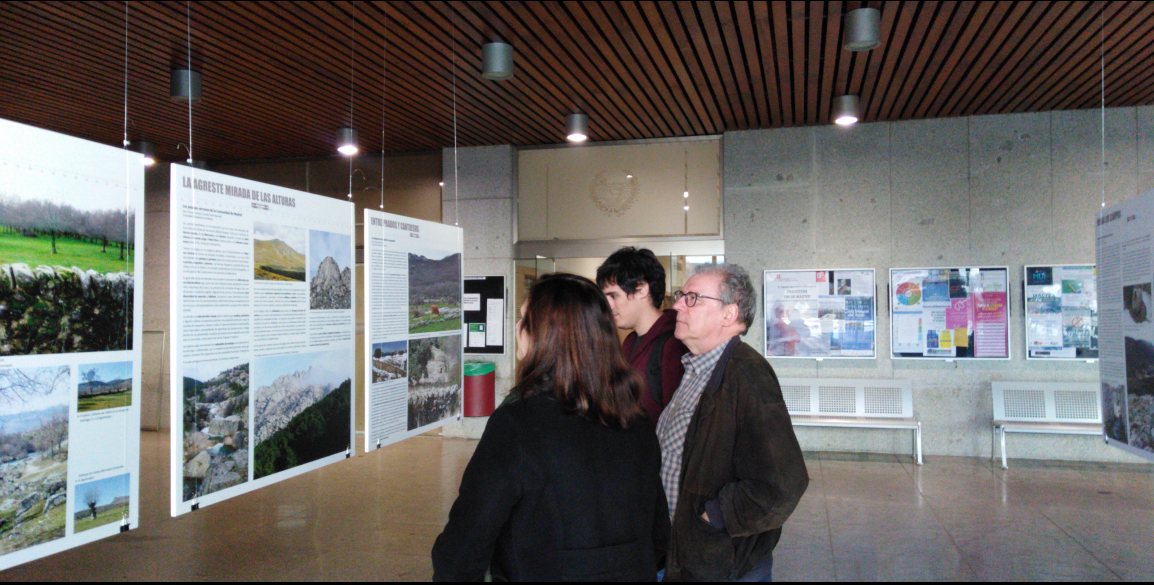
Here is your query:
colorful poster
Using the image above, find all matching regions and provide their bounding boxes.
[1096,190,1154,463]
[891,267,1009,359]
[764,269,876,359]
[0,119,143,570]
[169,166,356,517]
[364,210,464,452]
[1025,265,1098,359]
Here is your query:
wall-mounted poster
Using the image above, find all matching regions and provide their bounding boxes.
[763,269,876,359]
[1096,189,1154,463]
[364,210,463,453]
[1025,265,1098,360]
[890,267,1010,360]
[169,166,356,517]
[0,119,143,570]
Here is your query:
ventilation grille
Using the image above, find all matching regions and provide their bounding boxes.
[1003,389,1046,419]
[781,385,812,415]
[864,387,904,416]
[818,386,856,414]
[1054,390,1100,422]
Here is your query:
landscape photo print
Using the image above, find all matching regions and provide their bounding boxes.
[181,359,249,502]
[372,341,407,384]
[253,222,306,282]
[77,361,132,413]
[0,188,135,356]
[308,230,352,310]
[252,350,351,479]
[408,335,462,431]
[409,248,462,334]
[0,365,70,555]
[73,472,130,534]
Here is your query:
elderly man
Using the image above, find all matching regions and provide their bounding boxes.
[658,263,809,582]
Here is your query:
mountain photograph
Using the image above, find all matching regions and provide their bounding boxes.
[372,340,407,384]
[409,251,462,334]
[308,230,352,310]
[253,222,306,282]
[182,360,249,502]
[252,350,351,479]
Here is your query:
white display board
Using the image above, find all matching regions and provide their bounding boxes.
[763,269,876,359]
[1096,191,1154,463]
[1024,265,1098,360]
[890,267,1011,360]
[169,166,356,516]
[364,209,463,453]
[0,119,143,570]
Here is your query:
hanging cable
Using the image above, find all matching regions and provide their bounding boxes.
[451,3,459,226]
[1100,5,1106,210]
[380,10,387,210]
[348,11,356,200]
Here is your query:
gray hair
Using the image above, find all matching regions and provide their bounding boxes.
[693,263,756,334]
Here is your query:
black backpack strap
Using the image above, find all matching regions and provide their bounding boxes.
[645,331,676,408]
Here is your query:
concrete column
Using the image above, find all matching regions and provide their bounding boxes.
[440,145,518,439]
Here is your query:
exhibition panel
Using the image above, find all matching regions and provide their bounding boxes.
[363,209,464,453]
[890,267,1011,360]
[1024,265,1098,360]
[1097,189,1154,463]
[169,166,356,516]
[0,119,143,570]
[764,269,876,359]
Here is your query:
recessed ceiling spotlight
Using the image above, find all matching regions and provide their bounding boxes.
[566,113,589,143]
[482,42,515,80]
[170,69,202,103]
[833,95,860,126]
[683,191,689,198]
[336,127,358,156]
[683,205,689,211]
[134,141,156,167]
[844,8,881,52]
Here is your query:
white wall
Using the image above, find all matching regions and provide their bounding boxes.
[724,107,1154,462]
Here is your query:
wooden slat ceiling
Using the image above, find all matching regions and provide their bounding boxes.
[2,1,1153,163]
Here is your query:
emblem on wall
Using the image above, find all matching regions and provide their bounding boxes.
[589,171,640,217]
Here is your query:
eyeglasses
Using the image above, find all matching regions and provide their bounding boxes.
[672,290,727,307]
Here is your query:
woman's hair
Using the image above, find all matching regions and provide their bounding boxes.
[514,273,646,429]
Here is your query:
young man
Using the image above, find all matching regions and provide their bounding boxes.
[597,247,689,420]
[659,263,808,582]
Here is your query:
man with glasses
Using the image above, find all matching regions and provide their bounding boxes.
[658,264,809,582]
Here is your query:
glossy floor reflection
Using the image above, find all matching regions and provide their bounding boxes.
[3,432,1153,581]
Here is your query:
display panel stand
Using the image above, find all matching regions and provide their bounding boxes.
[363,209,464,453]
[169,165,357,517]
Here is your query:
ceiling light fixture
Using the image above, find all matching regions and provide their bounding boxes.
[481,42,515,80]
[833,95,860,126]
[133,141,156,166]
[336,127,358,156]
[169,69,202,103]
[566,113,589,143]
[844,7,881,52]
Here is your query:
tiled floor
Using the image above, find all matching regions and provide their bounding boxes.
[3,431,1153,581]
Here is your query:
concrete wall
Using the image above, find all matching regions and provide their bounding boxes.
[724,107,1154,462]
[439,146,518,439]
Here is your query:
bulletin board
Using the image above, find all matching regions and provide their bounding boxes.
[764,269,877,359]
[890,267,1011,360]
[463,276,506,355]
[1024,265,1098,360]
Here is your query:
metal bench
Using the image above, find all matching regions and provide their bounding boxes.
[991,382,1101,469]
[779,378,922,465]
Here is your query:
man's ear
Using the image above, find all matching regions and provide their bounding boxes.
[633,281,650,301]
[721,302,740,328]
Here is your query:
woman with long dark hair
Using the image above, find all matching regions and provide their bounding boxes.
[432,273,669,581]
